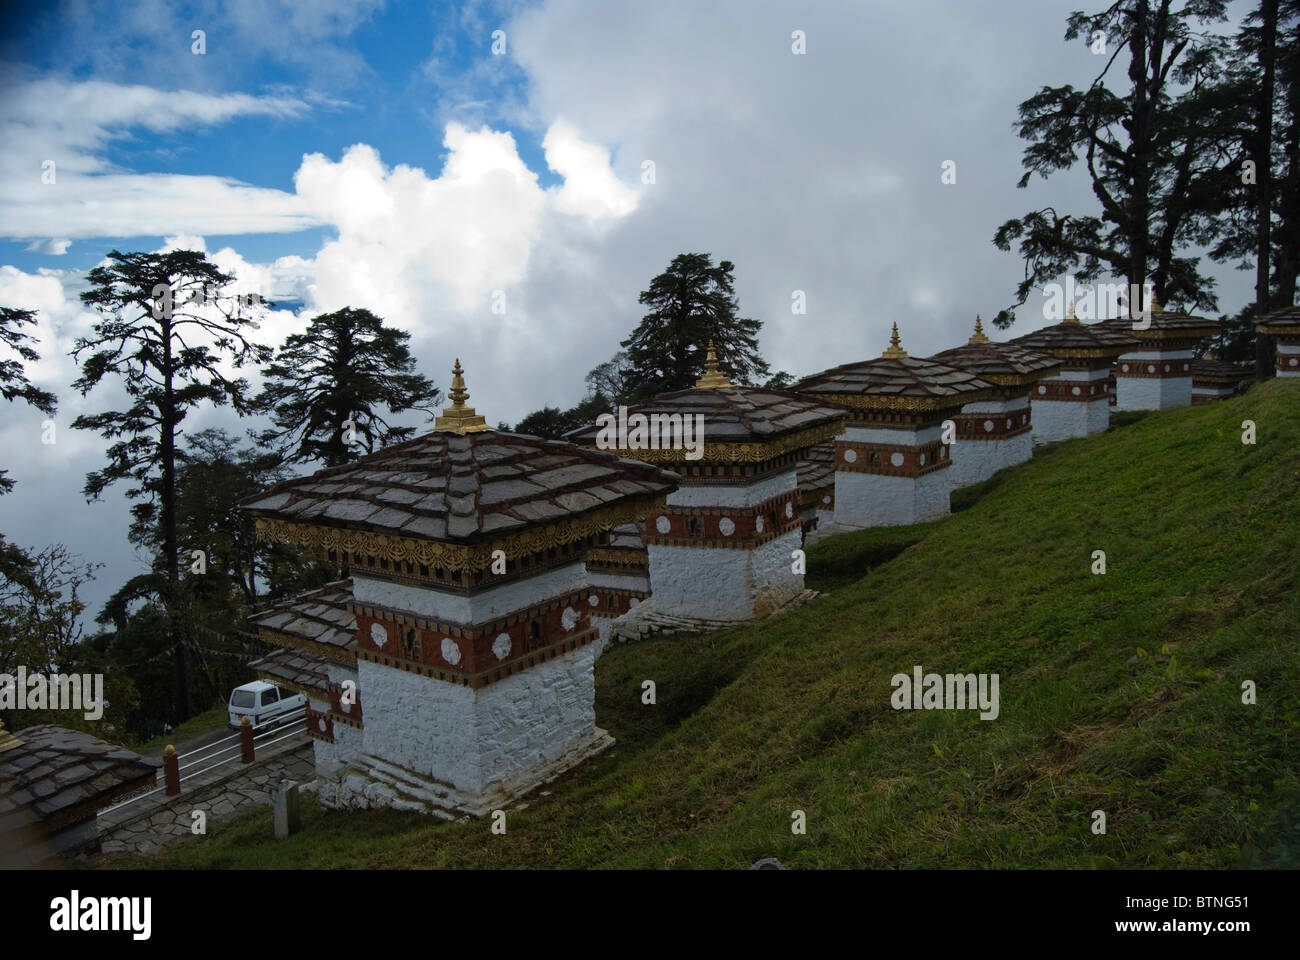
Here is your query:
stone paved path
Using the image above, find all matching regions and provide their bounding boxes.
[99,739,314,855]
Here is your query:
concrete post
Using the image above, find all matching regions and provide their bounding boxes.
[163,744,180,796]
[272,780,301,839]
[240,714,255,764]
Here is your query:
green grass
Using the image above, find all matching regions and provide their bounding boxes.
[107,380,1300,869]
[130,706,229,758]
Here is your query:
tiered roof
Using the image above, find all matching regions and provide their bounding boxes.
[929,316,1063,387]
[1095,298,1218,346]
[242,366,680,570]
[1010,314,1138,359]
[1192,358,1255,387]
[0,724,157,844]
[792,324,993,413]
[796,442,835,508]
[1256,304,1300,337]
[565,346,847,464]
[248,581,355,662]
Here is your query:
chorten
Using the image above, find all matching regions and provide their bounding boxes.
[242,362,678,817]
[928,315,1062,489]
[1009,306,1138,442]
[1255,305,1300,378]
[583,522,651,652]
[1190,354,1254,404]
[792,325,993,529]
[567,342,846,624]
[795,442,836,534]
[1097,296,1219,409]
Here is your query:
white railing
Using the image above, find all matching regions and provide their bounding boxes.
[98,707,308,817]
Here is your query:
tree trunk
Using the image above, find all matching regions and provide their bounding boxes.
[161,311,188,722]
[1129,2,1153,305]
[1256,0,1280,379]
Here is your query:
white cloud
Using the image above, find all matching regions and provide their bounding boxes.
[25,239,71,255]
[0,72,318,239]
[544,121,639,223]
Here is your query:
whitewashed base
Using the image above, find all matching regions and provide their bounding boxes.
[646,528,804,621]
[831,468,950,528]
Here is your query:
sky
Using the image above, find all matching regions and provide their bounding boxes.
[0,0,1258,628]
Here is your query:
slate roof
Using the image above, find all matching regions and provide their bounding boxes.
[1192,359,1255,384]
[1256,305,1300,330]
[796,442,835,494]
[791,355,993,404]
[0,725,157,835]
[928,341,1062,384]
[241,430,679,544]
[251,647,334,695]
[248,580,356,657]
[1010,321,1139,357]
[1095,308,1218,341]
[565,387,848,446]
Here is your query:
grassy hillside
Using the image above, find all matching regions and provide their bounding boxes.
[109,379,1300,869]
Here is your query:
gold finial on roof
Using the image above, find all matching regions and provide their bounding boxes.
[0,717,23,754]
[881,322,908,358]
[1149,293,1163,314]
[434,358,490,434]
[1063,299,1080,324]
[969,314,990,344]
[695,339,733,388]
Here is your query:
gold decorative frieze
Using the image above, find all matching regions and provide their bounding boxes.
[255,494,666,571]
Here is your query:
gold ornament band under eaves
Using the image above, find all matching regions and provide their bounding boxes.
[802,390,991,412]
[578,420,844,463]
[255,494,668,571]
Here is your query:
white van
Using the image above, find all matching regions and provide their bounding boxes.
[227,681,306,730]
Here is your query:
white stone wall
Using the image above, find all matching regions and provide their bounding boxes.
[666,469,796,508]
[832,468,950,528]
[353,642,600,801]
[1278,343,1300,377]
[352,561,588,623]
[646,527,803,620]
[1115,374,1192,410]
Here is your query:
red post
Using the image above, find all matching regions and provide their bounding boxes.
[240,714,255,764]
[163,744,180,796]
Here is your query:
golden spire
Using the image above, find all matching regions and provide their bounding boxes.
[881,322,908,358]
[1063,299,1080,324]
[434,358,489,434]
[969,314,990,344]
[1149,293,1163,314]
[695,339,733,388]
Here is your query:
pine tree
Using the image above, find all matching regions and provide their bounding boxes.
[620,254,769,399]
[72,249,271,721]
[991,0,1233,326]
[255,307,440,467]
[0,307,58,495]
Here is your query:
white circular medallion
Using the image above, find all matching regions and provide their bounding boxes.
[588,594,599,607]
[561,606,579,631]
[755,516,764,533]
[1147,364,1156,373]
[919,453,926,466]
[1006,418,1012,429]
[1122,364,1130,372]
[492,633,511,660]
[785,502,794,518]
[655,515,671,534]
[822,495,831,505]
[718,517,735,537]
[890,452,905,467]
[843,449,857,463]
[441,637,461,665]
[1038,385,1047,394]
[983,419,995,433]
[369,623,388,648]
[1163,364,1170,372]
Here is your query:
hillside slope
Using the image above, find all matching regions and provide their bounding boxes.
[115,379,1300,869]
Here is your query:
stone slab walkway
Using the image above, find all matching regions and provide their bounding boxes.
[99,737,314,856]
